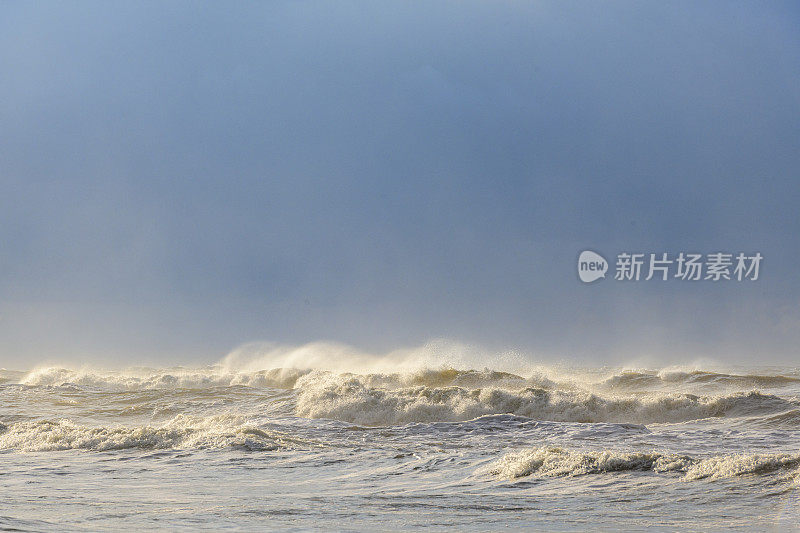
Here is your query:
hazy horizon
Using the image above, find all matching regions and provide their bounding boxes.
[2,1,799,369]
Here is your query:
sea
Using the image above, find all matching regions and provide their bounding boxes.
[1,343,798,531]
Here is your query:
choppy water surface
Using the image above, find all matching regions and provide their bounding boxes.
[1,361,799,531]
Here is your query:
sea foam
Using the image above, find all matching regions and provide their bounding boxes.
[489,446,800,481]
[293,371,797,426]
[0,415,317,452]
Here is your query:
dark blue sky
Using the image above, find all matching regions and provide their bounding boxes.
[1,2,799,367]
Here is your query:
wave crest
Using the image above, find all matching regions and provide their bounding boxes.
[489,446,800,480]
[293,373,795,426]
[0,415,316,452]
[18,367,308,390]
[600,370,800,391]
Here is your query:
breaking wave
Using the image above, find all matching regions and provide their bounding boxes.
[5,342,800,429]
[0,415,317,452]
[488,446,800,481]
[293,372,797,426]
[10,339,798,398]
[18,366,309,390]
[9,370,800,427]
[599,369,800,391]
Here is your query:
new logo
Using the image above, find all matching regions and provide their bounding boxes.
[578,250,608,283]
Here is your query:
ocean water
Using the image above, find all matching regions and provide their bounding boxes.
[2,349,799,531]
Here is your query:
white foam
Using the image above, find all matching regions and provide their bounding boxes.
[489,446,800,481]
[18,366,307,390]
[0,415,316,452]
[293,371,794,426]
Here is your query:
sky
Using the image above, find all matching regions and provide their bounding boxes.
[1,1,799,369]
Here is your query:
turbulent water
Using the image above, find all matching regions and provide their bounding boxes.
[2,347,799,531]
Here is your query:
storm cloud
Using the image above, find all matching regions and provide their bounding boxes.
[1,2,799,367]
